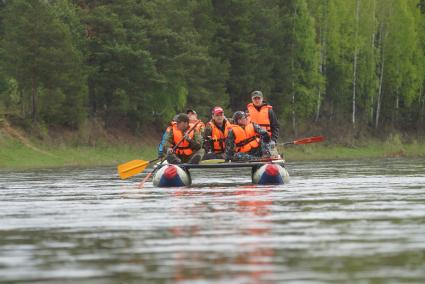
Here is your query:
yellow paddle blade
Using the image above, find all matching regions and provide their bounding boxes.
[117,159,149,180]
[200,159,226,164]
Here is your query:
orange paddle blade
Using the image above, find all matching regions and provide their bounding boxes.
[117,159,149,180]
[293,136,325,145]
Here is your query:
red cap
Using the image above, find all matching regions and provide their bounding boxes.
[212,106,224,115]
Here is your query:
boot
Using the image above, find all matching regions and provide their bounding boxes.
[167,153,182,164]
[188,149,204,164]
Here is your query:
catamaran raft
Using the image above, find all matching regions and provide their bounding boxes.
[152,159,289,187]
[117,136,324,187]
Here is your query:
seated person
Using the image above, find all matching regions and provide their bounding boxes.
[157,115,178,158]
[203,106,231,160]
[164,113,204,164]
[187,109,205,134]
[225,111,271,162]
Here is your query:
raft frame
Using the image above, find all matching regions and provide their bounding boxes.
[156,160,285,170]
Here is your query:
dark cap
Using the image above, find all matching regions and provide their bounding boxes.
[232,111,247,123]
[212,106,224,115]
[250,90,263,98]
[186,109,197,115]
[175,113,189,123]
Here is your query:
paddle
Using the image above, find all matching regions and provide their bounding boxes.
[118,158,160,180]
[138,120,201,188]
[138,163,159,188]
[281,135,325,146]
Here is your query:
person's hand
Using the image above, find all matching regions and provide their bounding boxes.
[166,148,174,155]
[184,133,192,142]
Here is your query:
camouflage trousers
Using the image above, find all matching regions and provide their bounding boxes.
[166,149,205,164]
[231,141,273,162]
[203,152,226,160]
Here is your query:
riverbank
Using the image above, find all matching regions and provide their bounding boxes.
[281,141,425,161]
[0,134,156,170]
[2,138,425,171]
[1,123,425,170]
[0,119,158,170]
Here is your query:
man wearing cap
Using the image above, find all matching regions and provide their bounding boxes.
[225,111,271,161]
[186,109,205,134]
[164,113,204,164]
[203,106,232,160]
[247,90,280,157]
[247,91,279,141]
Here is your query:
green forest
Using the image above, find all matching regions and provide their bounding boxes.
[1,0,425,142]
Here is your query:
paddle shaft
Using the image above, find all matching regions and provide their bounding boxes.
[138,168,155,188]
[139,120,201,188]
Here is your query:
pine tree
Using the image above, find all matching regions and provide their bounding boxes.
[2,0,86,126]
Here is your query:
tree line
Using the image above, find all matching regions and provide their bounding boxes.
[0,0,424,139]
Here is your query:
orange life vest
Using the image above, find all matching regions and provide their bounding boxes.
[207,120,231,153]
[230,123,260,153]
[172,124,195,156]
[189,120,205,132]
[247,103,272,136]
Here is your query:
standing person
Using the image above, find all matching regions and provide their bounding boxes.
[247,90,279,141]
[203,106,232,160]
[186,109,205,134]
[225,111,271,162]
[164,113,204,164]
[247,90,280,156]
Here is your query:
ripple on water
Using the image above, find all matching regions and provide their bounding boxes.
[1,159,425,283]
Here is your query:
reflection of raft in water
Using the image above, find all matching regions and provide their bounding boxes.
[153,159,289,187]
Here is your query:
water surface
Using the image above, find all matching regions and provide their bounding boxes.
[1,158,425,283]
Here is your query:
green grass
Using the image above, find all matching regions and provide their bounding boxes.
[281,141,425,161]
[2,132,425,170]
[0,135,156,170]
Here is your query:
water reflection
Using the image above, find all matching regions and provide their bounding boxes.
[161,186,275,283]
[234,187,274,284]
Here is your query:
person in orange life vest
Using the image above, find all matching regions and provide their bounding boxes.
[247,90,279,142]
[203,106,232,160]
[157,115,178,158]
[164,113,204,164]
[225,111,271,162]
[186,109,205,134]
[247,90,280,157]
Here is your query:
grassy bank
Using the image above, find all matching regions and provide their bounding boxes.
[0,135,156,170]
[2,127,425,170]
[281,140,425,161]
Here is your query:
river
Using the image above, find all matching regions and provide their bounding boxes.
[1,158,425,283]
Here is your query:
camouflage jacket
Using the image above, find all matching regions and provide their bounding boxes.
[225,122,270,160]
[164,127,202,152]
